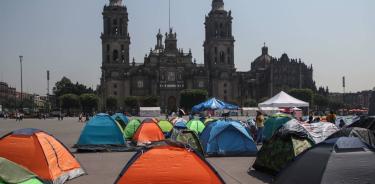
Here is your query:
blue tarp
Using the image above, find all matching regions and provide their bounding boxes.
[200,119,257,156]
[191,98,239,113]
[76,113,125,145]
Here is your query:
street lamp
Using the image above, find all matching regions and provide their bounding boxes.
[19,55,23,109]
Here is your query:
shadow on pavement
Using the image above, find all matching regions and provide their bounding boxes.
[248,169,273,184]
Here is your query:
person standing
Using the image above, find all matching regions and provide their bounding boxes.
[256,111,265,145]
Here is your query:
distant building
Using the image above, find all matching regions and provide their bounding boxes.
[329,90,373,109]
[0,82,16,107]
[100,0,316,112]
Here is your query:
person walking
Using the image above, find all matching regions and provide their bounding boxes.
[16,112,20,122]
[255,111,265,145]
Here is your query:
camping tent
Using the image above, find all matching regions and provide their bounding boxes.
[114,141,224,184]
[124,119,141,139]
[0,129,85,184]
[204,118,216,125]
[252,119,338,175]
[348,116,375,130]
[0,157,43,184]
[263,114,292,141]
[252,119,314,175]
[186,119,205,135]
[75,113,126,151]
[111,113,129,130]
[258,91,309,108]
[200,120,257,156]
[157,120,173,136]
[132,119,165,145]
[170,130,204,155]
[274,137,375,184]
[327,127,375,147]
[192,98,239,113]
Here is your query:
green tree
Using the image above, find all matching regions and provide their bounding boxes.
[329,100,345,111]
[313,94,329,111]
[140,96,158,107]
[124,96,139,109]
[180,89,208,112]
[59,93,80,113]
[243,99,257,107]
[106,97,118,111]
[288,88,314,105]
[53,77,93,98]
[80,93,99,113]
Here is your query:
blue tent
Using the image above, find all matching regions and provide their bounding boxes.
[200,119,257,156]
[192,98,239,113]
[112,113,129,129]
[76,113,125,146]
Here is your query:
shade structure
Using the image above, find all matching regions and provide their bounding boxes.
[252,119,314,175]
[111,113,129,130]
[0,129,85,184]
[200,119,257,156]
[114,141,224,184]
[132,119,165,145]
[0,157,43,184]
[274,137,375,184]
[192,98,239,113]
[170,130,204,155]
[258,91,309,108]
[263,114,292,141]
[124,119,141,139]
[186,119,205,135]
[157,120,173,134]
[75,113,126,151]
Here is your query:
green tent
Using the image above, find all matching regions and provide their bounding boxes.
[170,130,204,155]
[158,120,173,133]
[186,120,205,135]
[263,114,292,141]
[252,120,314,175]
[124,119,141,139]
[0,157,43,184]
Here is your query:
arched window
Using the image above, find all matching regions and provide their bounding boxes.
[220,51,225,63]
[113,50,119,62]
[113,19,118,35]
[107,44,110,52]
[121,55,125,63]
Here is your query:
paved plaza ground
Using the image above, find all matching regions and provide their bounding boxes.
[0,118,273,184]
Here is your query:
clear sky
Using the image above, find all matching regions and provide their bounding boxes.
[0,0,374,95]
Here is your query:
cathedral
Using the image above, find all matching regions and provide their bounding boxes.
[100,0,316,111]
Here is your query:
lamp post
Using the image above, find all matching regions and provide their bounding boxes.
[19,55,23,109]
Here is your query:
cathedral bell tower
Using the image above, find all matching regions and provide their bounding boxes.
[204,0,236,101]
[101,0,131,106]
[204,0,235,70]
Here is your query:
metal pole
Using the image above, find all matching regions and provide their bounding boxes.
[19,56,23,109]
[169,0,171,29]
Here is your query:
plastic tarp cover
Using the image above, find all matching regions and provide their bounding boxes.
[0,157,42,184]
[302,122,339,144]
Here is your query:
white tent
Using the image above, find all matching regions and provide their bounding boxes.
[258,91,309,108]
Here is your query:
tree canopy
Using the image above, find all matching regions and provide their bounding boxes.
[53,77,93,97]
[80,93,99,113]
[180,89,208,112]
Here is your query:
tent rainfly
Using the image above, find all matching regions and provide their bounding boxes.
[258,91,309,108]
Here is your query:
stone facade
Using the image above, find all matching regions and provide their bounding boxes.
[100,0,316,111]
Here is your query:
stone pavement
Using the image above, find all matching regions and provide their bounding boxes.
[0,118,272,184]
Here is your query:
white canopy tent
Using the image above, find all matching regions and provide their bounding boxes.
[258,91,309,108]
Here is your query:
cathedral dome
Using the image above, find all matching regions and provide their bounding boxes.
[253,45,272,68]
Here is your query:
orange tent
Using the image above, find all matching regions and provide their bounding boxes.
[132,119,165,145]
[0,128,85,184]
[115,141,224,184]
